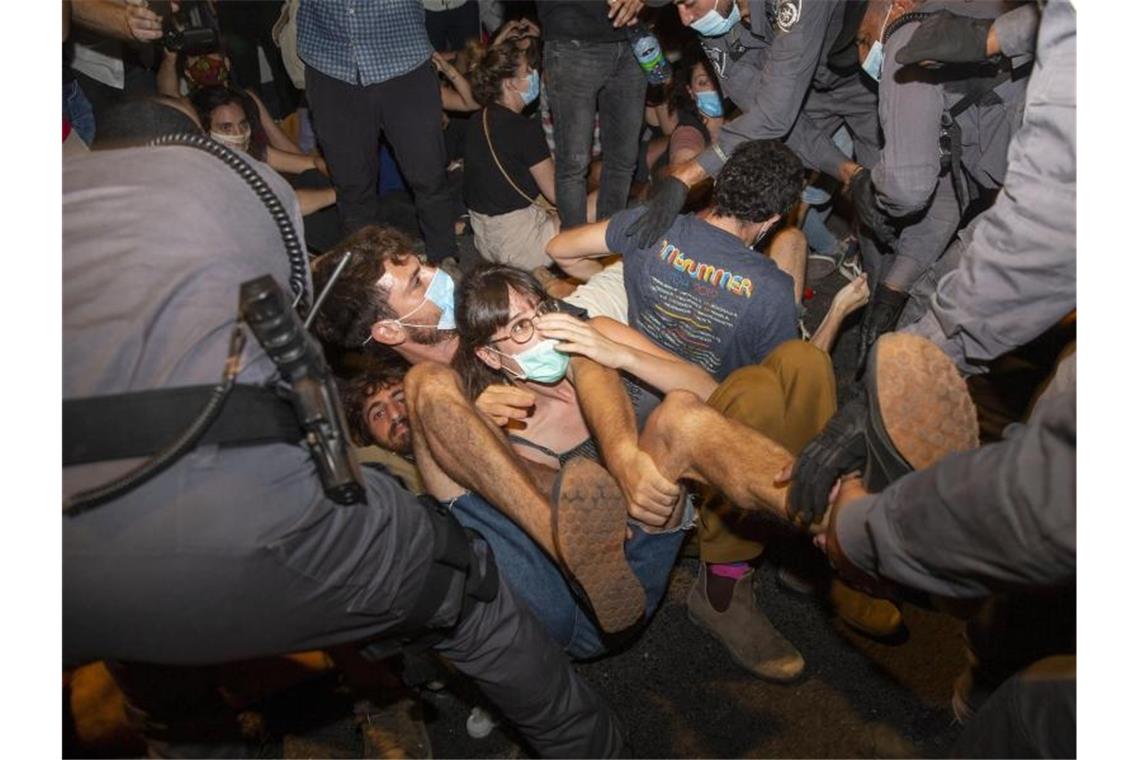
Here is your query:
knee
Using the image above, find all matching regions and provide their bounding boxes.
[653,389,707,441]
[767,339,831,376]
[770,227,807,260]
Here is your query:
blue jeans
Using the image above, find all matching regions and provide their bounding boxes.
[64,79,96,145]
[802,126,855,256]
[449,492,686,660]
[543,39,647,228]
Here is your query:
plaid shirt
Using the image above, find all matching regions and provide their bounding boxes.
[298,0,433,86]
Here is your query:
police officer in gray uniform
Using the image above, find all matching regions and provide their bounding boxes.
[848,0,1036,368]
[628,0,881,247]
[790,0,1073,544]
[63,142,626,757]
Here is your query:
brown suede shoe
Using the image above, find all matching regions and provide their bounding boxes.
[686,564,805,682]
[828,578,904,639]
[552,458,646,634]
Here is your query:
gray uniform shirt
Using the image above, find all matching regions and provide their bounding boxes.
[903,0,1073,374]
[695,0,876,177]
[836,388,1075,598]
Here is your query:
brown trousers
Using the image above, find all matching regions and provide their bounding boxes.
[698,340,837,563]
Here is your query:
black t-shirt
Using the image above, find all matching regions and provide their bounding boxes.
[463,104,551,216]
[536,1,627,43]
[606,207,798,383]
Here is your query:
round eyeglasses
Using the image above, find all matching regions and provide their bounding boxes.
[488,300,560,346]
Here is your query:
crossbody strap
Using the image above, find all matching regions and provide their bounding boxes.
[482,108,553,211]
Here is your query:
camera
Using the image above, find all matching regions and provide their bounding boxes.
[151,0,220,55]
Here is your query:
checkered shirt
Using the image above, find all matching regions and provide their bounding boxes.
[298,0,433,86]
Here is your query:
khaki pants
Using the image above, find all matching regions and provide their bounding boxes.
[470,205,559,271]
[698,340,837,563]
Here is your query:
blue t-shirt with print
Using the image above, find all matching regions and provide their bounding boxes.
[606,207,797,382]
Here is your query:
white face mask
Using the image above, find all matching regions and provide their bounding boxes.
[211,127,251,153]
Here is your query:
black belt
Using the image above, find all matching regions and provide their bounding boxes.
[63,384,303,466]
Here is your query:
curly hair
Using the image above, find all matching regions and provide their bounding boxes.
[452,263,548,400]
[464,39,535,107]
[310,226,417,350]
[712,139,804,223]
[337,357,410,447]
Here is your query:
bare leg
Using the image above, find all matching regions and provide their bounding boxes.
[639,390,795,519]
[403,363,645,632]
[403,362,557,557]
[767,227,807,306]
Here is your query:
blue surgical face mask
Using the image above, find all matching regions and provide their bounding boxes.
[520,69,541,106]
[690,1,741,37]
[861,8,893,83]
[862,40,886,82]
[390,267,456,331]
[491,338,570,383]
[695,89,724,118]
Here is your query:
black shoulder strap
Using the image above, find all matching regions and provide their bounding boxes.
[64,384,303,466]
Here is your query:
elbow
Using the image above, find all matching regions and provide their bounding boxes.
[876,173,940,218]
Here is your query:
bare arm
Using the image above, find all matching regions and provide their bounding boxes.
[667,125,707,167]
[266,145,324,176]
[546,219,611,280]
[71,0,166,43]
[538,313,718,401]
[247,89,301,153]
[528,157,557,205]
[810,274,869,353]
[434,52,480,112]
[156,48,183,100]
[295,186,336,216]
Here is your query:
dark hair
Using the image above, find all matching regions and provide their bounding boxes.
[189,85,268,160]
[337,357,410,447]
[712,139,804,223]
[310,226,417,350]
[667,52,715,117]
[453,263,548,399]
[465,39,534,107]
[90,97,202,149]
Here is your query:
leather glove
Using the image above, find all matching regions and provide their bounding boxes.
[855,284,908,377]
[895,10,993,66]
[849,168,898,248]
[788,393,870,526]
[625,176,689,249]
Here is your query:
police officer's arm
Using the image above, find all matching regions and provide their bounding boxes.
[902,1,1073,374]
[827,392,1075,599]
[869,23,945,218]
[691,0,835,179]
[992,3,1040,58]
[546,219,613,281]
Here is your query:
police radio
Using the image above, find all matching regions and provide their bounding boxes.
[240,275,365,505]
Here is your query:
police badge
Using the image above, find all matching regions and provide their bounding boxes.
[775,0,801,32]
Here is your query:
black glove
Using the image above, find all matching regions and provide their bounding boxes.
[855,284,908,376]
[895,10,993,66]
[788,393,870,526]
[849,168,898,248]
[625,176,689,249]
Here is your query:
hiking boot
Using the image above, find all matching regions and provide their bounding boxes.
[869,332,979,472]
[552,458,646,633]
[829,578,903,639]
[686,564,804,682]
